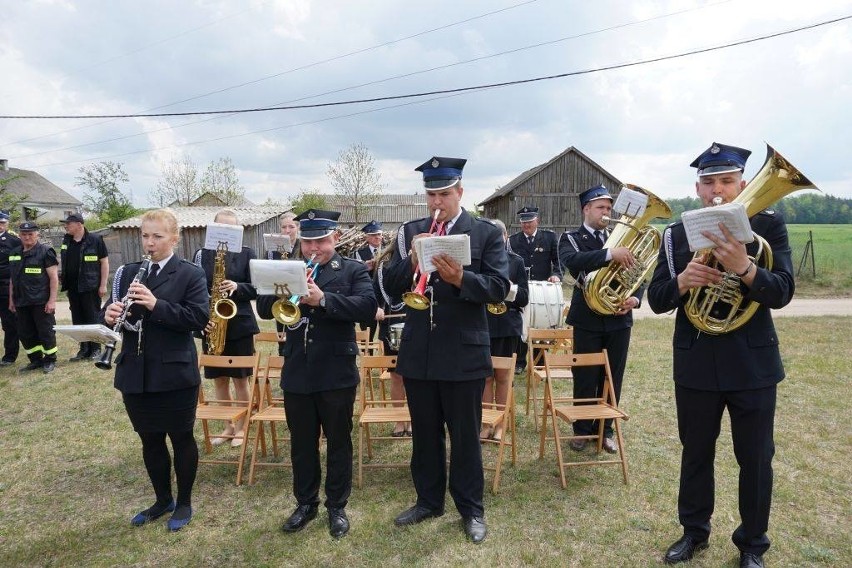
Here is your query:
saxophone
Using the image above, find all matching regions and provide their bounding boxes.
[207,242,237,355]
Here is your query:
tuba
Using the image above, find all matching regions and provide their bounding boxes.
[206,242,237,355]
[684,145,817,334]
[583,184,672,315]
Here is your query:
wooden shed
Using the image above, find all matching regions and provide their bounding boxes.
[108,206,287,270]
[326,193,430,232]
[478,147,623,232]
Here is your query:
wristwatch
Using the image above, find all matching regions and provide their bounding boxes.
[319,295,327,308]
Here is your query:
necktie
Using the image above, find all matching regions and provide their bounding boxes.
[594,230,605,246]
[527,235,534,245]
[147,263,160,284]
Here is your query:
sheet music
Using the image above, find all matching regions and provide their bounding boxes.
[54,324,121,344]
[249,259,309,296]
[203,222,244,251]
[612,187,648,217]
[263,233,291,253]
[681,202,754,252]
[414,234,471,273]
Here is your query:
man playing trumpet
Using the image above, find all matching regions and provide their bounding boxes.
[381,156,509,544]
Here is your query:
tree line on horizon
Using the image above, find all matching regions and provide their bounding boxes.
[663,194,852,224]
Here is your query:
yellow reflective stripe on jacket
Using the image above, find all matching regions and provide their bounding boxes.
[9,255,21,261]
[84,255,98,261]
[61,244,68,250]
[24,267,42,274]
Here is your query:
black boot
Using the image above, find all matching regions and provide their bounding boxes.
[69,343,90,362]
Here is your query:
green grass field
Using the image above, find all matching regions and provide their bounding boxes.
[1,317,850,567]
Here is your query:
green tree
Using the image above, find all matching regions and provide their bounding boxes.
[326,143,384,223]
[75,161,138,224]
[0,174,27,222]
[289,190,328,215]
[200,157,245,206]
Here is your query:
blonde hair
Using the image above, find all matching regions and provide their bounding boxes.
[141,209,180,237]
[214,208,240,224]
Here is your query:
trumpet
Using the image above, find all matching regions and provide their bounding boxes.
[271,253,319,325]
[402,209,443,310]
[95,255,153,370]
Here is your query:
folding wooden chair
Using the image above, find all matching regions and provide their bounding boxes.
[481,354,517,494]
[525,327,574,430]
[356,355,411,487]
[254,330,285,358]
[247,354,291,484]
[355,327,384,356]
[538,349,629,487]
[196,353,261,485]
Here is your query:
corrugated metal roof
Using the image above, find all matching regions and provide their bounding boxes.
[326,193,429,225]
[0,167,82,206]
[110,206,287,229]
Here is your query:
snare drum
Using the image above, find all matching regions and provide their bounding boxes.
[389,323,405,351]
[522,281,566,340]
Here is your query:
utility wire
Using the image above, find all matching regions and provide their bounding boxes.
[0,0,539,149]
[3,14,847,121]
[8,0,733,160]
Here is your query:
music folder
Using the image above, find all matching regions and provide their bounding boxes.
[249,259,309,296]
[54,324,121,344]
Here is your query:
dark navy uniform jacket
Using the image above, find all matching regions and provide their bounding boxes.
[559,226,642,332]
[508,229,562,281]
[486,251,528,338]
[0,230,22,284]
[256,253,377,395]
[60,229,108,293]
[382,209,510,381]
[647,211,794,391]
[193,247,260,341]
[106,257,209,394]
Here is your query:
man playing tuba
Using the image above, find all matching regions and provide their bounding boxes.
[647,142,795,568]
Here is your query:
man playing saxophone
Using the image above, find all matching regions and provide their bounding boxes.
[648,143,795,568]
[558,184,641,454]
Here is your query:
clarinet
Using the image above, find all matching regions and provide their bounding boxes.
[95,256,153,370]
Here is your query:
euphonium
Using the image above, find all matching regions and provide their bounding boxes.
[95,255,153,370]
[206,242,237,355]
[272,254,319,325]
[403,209,442,310]
[583,184,672,315]
[684,144,817,334]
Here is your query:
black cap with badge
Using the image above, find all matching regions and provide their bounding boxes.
[415,156,467,191]
[295,209,340,240]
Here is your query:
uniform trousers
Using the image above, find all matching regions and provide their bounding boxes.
[675,384,776,556]
[283,386,356,510]
[0,284,19,361]
[16,305,57,363]
[68,289,101,355]
[403,377,485,518]
[571,326,631,437]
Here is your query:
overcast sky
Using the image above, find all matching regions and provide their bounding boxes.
[1,0,850,215]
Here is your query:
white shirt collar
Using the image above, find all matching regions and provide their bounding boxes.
[443,209,464,234]
[153,253,174,271]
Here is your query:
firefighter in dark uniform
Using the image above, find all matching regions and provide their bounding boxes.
[382,157,510,544]
[558,184,641,454]
[353,220,384,340]
[648,143,794,568]
[508,206,562,373]
[256,209,377,539]
[60,213,109,361]
[9,222,59,373]
[0,211,22,366]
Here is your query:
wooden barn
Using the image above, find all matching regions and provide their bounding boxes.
[107,206,286,270]
[478,146,623,232]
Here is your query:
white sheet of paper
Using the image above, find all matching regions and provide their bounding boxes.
[54,324,121,344]
[505,283,518,302]
[681,202,754,252]
[612,187,649,217]
[414,234,471,273]
[263,233,291,254]
[203,222,244,252]
[249,259,309,296]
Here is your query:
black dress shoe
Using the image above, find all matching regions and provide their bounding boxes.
[394,504,444,526]
[664,535,709,564]
[88,349,103,361]
[328,507,349,538]
[0,359,15,367]
[462,516,487,544]
[281,504,318,533]
[19,361,43,373]
[42,361,56,374]
[740,552,764,568]
[69,351,89,362]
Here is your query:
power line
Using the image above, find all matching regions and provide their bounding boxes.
[0,0,540,149]
[3,14,847,121]
[7,0,733,160]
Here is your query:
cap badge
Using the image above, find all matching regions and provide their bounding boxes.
[331,260,340,270]
[307,211,315,220]
[431,158,439,168]
[710,144,721,154]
